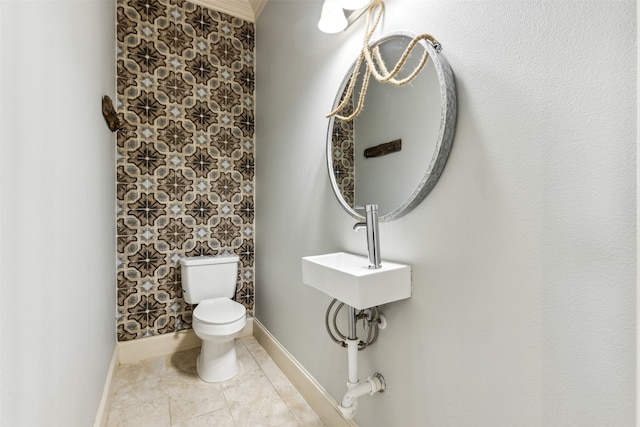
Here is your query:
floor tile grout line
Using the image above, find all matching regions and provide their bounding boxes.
[241,337,302,426]
[224,339,245,427]
[163,353,177,427]
[166,348,236,427]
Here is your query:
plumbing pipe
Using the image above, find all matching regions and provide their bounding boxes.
[327,302,386,419]
[347,306,359,385]
[347,339,359,386]
[338,373,386,420]
[325,300,380,351]
[348,306,357,339]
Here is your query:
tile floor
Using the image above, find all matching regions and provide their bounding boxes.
[107,336,325,427]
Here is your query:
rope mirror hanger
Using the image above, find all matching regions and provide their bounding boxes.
[327,0,442,121]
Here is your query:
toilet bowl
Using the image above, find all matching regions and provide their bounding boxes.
[192,297,247,382]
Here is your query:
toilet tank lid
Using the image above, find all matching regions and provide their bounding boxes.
[180,255,239,266]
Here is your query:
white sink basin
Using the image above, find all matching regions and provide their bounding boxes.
[301,252,411,310]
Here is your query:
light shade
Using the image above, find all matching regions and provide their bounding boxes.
[339,0,370,10]
[318,0,348,33]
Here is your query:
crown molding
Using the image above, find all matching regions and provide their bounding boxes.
[187,0,267,22]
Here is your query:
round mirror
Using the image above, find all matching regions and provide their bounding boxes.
[326,31,457,221]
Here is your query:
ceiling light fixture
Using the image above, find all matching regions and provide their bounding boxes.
[318,0,349,33]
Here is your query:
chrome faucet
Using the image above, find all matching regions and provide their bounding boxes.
[353,204,381,269]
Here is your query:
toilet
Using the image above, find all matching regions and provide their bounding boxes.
[180,255,247,382]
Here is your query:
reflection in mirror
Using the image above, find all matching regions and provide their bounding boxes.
[327,31,457,221]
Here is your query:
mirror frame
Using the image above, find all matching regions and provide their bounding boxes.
[326,30,457,222]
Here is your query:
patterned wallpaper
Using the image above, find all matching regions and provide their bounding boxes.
[331,117,355,207]
[331,99,355,206]
[115,0,255,341]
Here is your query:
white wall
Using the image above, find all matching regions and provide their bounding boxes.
[256,1,636,426]
[0,1,116,425]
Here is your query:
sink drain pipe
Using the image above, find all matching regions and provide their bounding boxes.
[336,306,386,420]
[339,370,386,419]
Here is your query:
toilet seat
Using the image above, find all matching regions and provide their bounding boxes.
[194,297,246,325]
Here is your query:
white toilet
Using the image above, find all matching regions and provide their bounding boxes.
[180,255,247,382]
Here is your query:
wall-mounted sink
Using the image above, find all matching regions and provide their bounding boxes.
[301,252,411,310]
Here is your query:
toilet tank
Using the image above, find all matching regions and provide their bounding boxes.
[179,255,239,304]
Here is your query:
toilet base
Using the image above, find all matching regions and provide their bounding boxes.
[196,337,239,382]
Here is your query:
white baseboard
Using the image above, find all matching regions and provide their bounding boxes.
[93,345,119,427]
[118,329,201,364]
[118,319,253,364]
[252,319,359,427]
